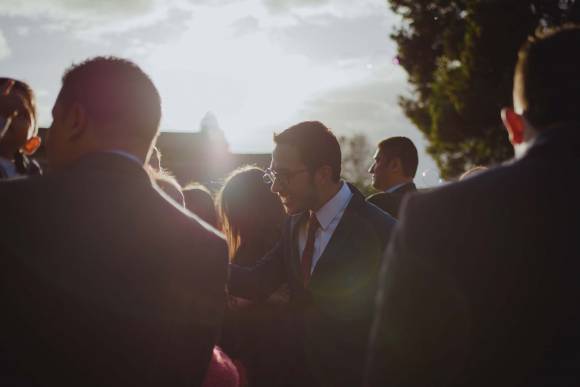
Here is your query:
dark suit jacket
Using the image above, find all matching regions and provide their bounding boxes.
[366,126,580,387]
[229,183,396,387]
[366,182,417,219]
[0,153,228,387]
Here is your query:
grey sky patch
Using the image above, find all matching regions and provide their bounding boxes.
[262,0,329,14]
[270,13,395,65]
[230,16,261,36]
[0,28,11,61]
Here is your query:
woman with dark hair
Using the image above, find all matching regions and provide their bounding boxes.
[216,166,288,387]
[0,78,42,178]
[216,166,285,265]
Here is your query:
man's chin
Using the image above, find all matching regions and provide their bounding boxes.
[283,203,304,215]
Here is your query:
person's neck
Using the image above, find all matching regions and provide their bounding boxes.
[311,181,342,212]
[385,177,412,191]
[91,143,146,166]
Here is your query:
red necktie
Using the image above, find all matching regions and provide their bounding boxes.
[301,212,320,286]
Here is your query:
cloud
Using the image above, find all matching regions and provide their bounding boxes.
[0,29,11,61]
[262,0,328,14]
[298,74,409,139]
[16,26,30,36]
[0,0,184,41]
[271,13,394,65]
[261,0,391,19]
[230,15,261,36]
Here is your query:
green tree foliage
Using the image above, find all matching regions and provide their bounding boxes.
[389,0,580,178]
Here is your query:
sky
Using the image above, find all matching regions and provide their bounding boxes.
[0,0,441,185]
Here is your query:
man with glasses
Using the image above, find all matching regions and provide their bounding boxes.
[229,121,396,387]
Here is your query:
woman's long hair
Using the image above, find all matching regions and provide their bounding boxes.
[0,78,37,138]
[216,166,285,263]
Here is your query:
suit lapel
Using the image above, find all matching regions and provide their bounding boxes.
[309,207,354,284]
[309,185,365,284]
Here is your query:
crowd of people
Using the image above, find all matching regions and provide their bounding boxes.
[0,24,579,387]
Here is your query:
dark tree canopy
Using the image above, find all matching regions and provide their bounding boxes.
[389,0,580,178]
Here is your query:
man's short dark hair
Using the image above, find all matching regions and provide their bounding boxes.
[515,24,580,128]
[378,136,418,178]
[273,121,341,182]
[59,56,161,144]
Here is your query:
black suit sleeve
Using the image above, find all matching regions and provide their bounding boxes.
[364,195,470,387]
[367,192,399,218]
[228,240,286,301]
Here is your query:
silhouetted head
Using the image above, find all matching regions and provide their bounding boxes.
[368,136,418,191]
[217,166,285,259]
[502,25,580,157]
[47,56,161,171]
[266,121,342,214]
[183,183,218,228]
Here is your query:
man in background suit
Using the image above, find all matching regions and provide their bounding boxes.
[0,57,228,387]
[229,121,395,387]
[366,26,580,387]
[367,136,418,218]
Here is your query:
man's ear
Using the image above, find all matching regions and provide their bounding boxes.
[388,157,402,173]
[66,102,89,141]
[501,107,525,145]
[315,165,333,184]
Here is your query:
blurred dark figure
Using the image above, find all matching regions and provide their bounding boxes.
[366,25,580,387]
[229,122,395,387]
[0,78,42,178]
[367,136,418,218]
[0,57,228,387]
[184,182,218,227]
[216,166,288,387]
[202,347,246,387]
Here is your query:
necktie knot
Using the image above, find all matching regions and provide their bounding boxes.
[308,212,320,233]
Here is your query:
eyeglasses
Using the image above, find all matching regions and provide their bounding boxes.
[263,167,309,185]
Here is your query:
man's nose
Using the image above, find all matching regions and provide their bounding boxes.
[271,178,281,194]
[368,162,376,174]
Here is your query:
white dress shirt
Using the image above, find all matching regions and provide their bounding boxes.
[298,181,353,274]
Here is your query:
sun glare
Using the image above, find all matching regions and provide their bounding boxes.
[142,2,359,151]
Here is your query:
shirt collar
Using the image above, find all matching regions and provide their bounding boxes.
[386,182,409,193]
[103,150,143,166]
[312,181,353,231]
